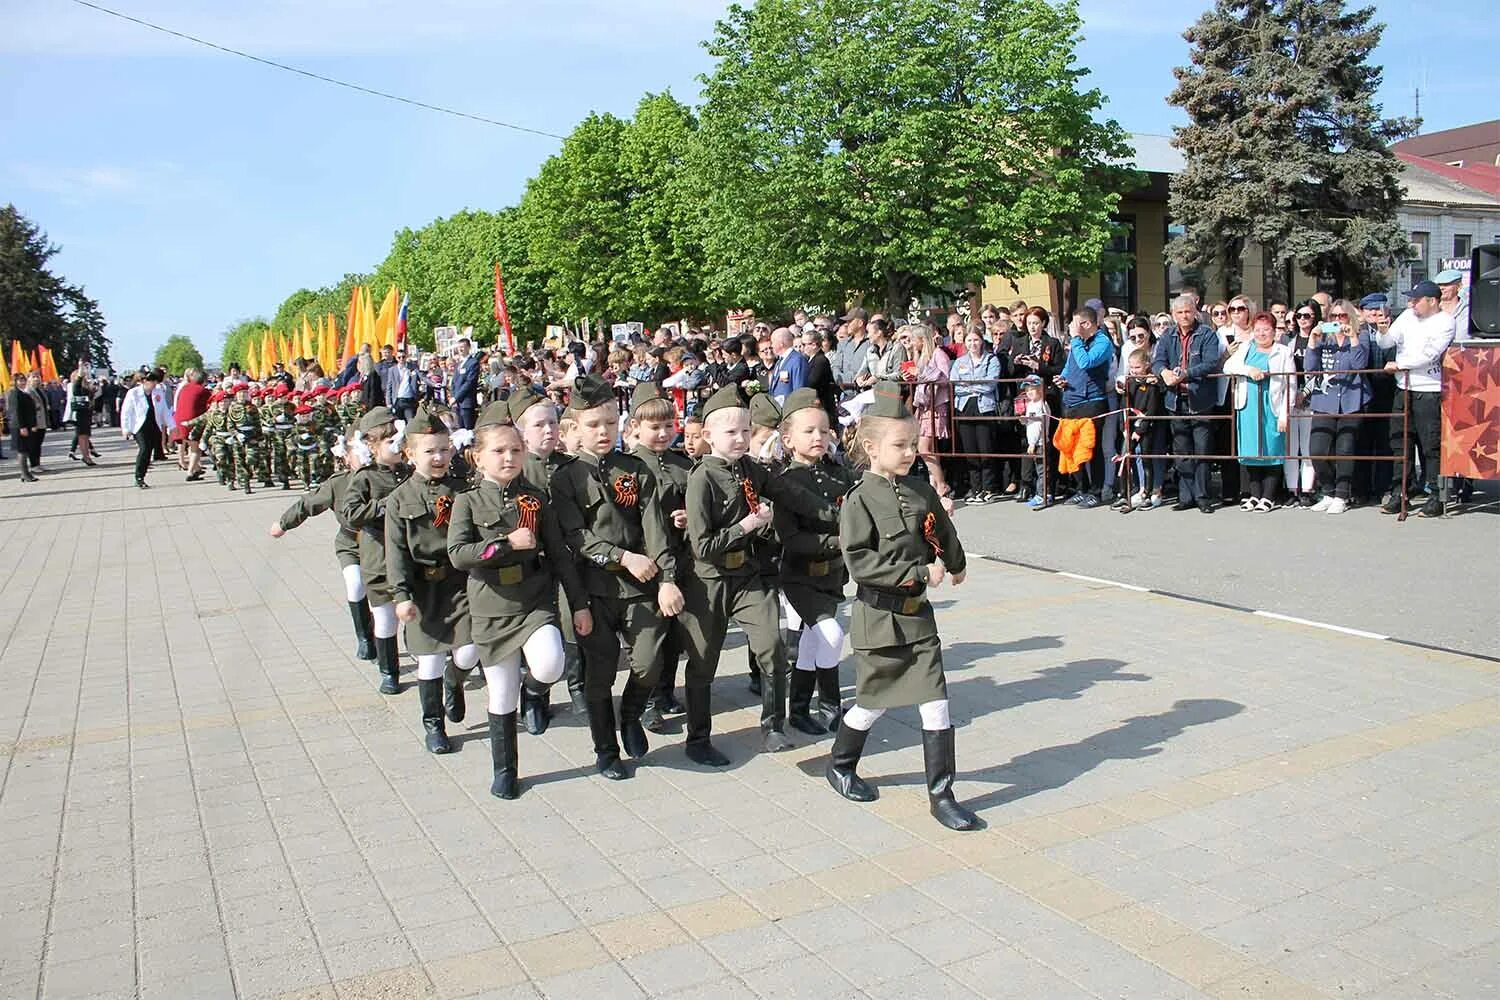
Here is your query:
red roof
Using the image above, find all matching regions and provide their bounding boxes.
[1396,151,1500,198]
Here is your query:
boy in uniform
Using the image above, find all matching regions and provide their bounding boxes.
[627,383,695,730]
[680,384,833,764]
[742,391,785,697]
[551,376,682,779]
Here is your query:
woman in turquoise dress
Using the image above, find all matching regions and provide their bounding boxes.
[1224,311,1296,511]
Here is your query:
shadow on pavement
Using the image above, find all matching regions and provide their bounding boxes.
[942,635,1065,670]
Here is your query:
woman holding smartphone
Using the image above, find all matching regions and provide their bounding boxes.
[1305,300,1370,514]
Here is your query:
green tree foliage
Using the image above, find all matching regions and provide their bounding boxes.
[1167,0,1415,292]
[690,0,1134,312]
[0,204,113,371]
[519,93,710,326]
[153,334,204,375]
[220,317,268,371]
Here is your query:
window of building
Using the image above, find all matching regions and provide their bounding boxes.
[1164,220,1202,307]
[1454,234,1473,259]
[1409,231,1430,285]
[1100,215,1136,314]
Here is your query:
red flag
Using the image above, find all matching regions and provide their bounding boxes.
[494,263,515,355]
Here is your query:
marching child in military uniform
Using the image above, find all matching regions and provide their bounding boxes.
[268,388,298,489]
[680,383,833,764]
[551,376,682,780]
[339,407,408,695]
[628,383,694,732]
[826,383,978,831]
[512,390,584,729]
[227,384,262,494]
[384,406,479,754]
[773,388,855,736]
[447,406,590,799]
[742,391,785,698]
[269,426,376,662]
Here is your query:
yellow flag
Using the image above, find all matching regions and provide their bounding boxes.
[361,286,377,353]
[0,341,11,392]
[300,315,313,361]
[375,284,399,349]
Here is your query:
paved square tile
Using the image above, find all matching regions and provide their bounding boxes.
[2,442,1497,998]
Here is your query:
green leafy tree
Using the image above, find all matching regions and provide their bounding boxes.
[220,317,268,372]
[520,93,710,326]
[154,334,204,375]
[1167,0,1415,294]
[372,208,550,350]
[270,288,320,338]
[0,204,113,371]
[689,0,1134,313]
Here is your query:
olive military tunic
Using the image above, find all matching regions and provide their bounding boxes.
[551,451,677,695]
[278,469,360,568]
[839,471,966,708]
[629,445,694,582]
[523,449,579,640]
[680,455,833,684]
[340,463,406,607]
[773,459,856,624]
[385,471,474,655]
[447,478,587,666]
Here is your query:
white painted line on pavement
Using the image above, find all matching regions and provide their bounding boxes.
[1251,610,1389,640]
[1057,572,1151,593]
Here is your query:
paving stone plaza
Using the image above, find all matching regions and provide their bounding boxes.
[2,440,1497,999]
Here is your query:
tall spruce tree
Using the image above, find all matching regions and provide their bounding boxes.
[0,204,112,371]
[1167,0,1416,296]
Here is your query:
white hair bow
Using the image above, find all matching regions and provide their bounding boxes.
[450,428,474,449]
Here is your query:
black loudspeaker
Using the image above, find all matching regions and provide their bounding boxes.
[1473,244,1500,336]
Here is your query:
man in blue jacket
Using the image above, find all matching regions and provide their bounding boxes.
[450,338,480,430]
[1054,306,1114,508]
[1153,294,1224,512]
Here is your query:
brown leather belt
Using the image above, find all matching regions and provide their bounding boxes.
[856,586,926,615]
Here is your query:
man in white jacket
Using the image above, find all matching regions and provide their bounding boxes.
[1377,280,1455,518]
[121,369,168,489]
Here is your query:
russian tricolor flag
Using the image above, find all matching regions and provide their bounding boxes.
[396,293,409,350]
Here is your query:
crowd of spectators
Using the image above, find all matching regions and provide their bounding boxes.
[8,266,1476,516]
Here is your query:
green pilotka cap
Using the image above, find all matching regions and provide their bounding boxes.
[779,387,821,421]
[403,404,448,437]
[507,390,546,425]
[630,381,668,416]
[749,391,782,429]
[476,399,510,429]
[700,382,749,420]
[568,374,616,412]
[357,406,395,434]
[863,380,912,420]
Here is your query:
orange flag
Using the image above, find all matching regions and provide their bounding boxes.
[10,341,31,375]
[38,347,59,382]
[375,284,399,349]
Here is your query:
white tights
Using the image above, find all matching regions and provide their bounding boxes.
[416,644,479,681]
[369,603,398,639]
[482,626,564,715]
[795,618,845,671]
[341,564,366,602]
[842,699,950,732]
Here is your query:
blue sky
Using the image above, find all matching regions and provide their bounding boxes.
[3,0,1493,368]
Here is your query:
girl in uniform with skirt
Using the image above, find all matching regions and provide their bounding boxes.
[385,406,481,754]
[268,426,377,662]
[773,388,855,736]
[340,407,408,695]
[825,382,978,831]
[447,403,591,799]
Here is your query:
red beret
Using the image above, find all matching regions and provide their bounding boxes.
[295,404,313,415]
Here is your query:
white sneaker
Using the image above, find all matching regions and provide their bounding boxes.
[1239,498,1255,511]
[1325,497,1348,514]
[1310,495,1334,512]
[1130,490,1147,508]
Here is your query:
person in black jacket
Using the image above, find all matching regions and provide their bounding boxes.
[801,329,840,424]
[6,378,39,482]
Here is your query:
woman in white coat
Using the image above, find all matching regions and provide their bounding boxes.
[1223,311,1296,511]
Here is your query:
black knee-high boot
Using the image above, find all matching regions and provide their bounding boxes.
[923,728,978,831]
[520,668,551,736]
[815,667,843,731]
[759,651,793,753]
[443,662,469,723]
[746,649,762,696]
[826,721,878,802]
[418,678,451,754]
[564,644,587,714]
[488,712,519,799]
[348,600,375,661]
[587,698,629,780]
[683,685,730,767]
[618,675,653,760]
[375,635,400,695]
[788,666,826,736]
